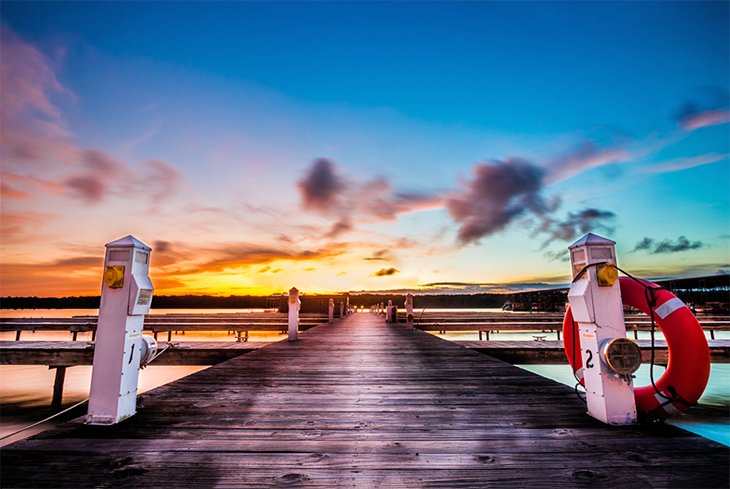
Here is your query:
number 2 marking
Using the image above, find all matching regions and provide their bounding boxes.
[585,349,594,369]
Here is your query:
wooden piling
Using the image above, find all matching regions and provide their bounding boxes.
[50,366,67,409]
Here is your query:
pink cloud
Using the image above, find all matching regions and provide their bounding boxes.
[141,160,182,204]
[0,27,77,170]
[679,109,730,131]
[1,183,31,200]
[81,148,125,174]
[0,28,68,121]
[62,154,182,205]
[643,152,728,174]
[64,174,107,203]
[1,29,183,207]
[1,172,66,193]
[547,141,631,183]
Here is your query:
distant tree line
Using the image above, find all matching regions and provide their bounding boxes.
[347,294,504,309]
[0,295,272,309]
[1,293,506,310]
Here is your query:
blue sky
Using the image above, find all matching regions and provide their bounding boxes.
[1,1,728,296]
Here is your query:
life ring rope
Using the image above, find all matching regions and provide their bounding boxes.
[563,263,710,420]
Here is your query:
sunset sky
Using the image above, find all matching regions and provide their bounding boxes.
[1,2,728,297]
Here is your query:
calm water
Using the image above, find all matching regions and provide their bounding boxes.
[1,309,727,447]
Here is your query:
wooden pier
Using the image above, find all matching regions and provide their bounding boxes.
[2,313,728,488]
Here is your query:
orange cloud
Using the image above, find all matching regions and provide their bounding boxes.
[1,183,30,200]
[0,210,56,243]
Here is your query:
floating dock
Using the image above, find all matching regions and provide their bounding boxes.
[2,313,728,487]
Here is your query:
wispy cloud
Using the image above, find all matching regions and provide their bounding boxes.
[158,241,350,275]
[1,183,31,200]
[632,236,705,254]
[675,87,730,131]
[324,218,353,239]
[538,208,616,246]
[0,26,77,171]
[374,267,399,277]
[364,249,393,261]
[642,153,728,174]
[1,28,182,208]
[63,150,182,205]
[680,109,730,131]
[547,141,631,183]
[0,210,56,243]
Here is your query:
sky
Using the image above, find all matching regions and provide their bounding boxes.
[1,1,728,297]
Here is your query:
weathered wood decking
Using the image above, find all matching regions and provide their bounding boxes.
[2,313,728,488]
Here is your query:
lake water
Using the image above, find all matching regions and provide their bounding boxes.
[2,309,728,447]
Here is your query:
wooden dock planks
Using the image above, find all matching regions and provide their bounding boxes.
[1,313,728,488]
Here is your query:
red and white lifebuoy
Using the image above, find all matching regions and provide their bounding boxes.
[563,276,710,419]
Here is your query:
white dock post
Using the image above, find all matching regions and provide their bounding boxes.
[288,287,300,341]
[567,233,641,425]
[87,235,155,425]
[405,293,414,328]
[385,300,393,323]
[328,298,335,324]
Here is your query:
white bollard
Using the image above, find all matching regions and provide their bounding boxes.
[328,298,334,324]
[288,287,300,341]
[405,293,414,327]
[385,299,393,323]
[87,235,154,425]
[567,233,641,425]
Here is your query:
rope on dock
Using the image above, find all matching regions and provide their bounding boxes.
[0,398,88,441]
[2,341,175,441]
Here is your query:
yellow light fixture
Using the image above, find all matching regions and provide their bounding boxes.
[596,263,618,287]
[103,266,125,288]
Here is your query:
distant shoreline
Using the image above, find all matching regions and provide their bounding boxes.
[1,293,508,310]
[2,274,728,312]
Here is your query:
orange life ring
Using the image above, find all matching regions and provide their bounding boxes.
[562,276,710,419]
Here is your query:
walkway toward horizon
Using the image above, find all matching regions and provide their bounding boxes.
[2,313,728,487]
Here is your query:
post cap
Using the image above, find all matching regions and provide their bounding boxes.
[568,233,615,250]
[105,235,151,251]
[289,287,299,295]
